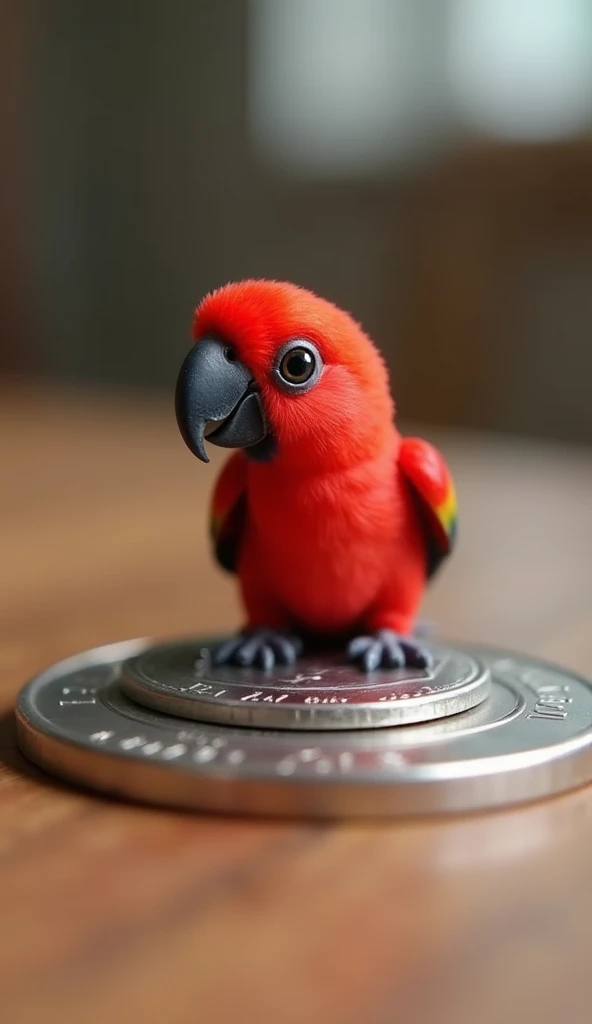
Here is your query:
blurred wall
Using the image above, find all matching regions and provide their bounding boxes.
[5,0,592,444]
[27,1,401,396]
[0,2,30,374]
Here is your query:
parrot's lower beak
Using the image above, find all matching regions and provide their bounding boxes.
[175,337,268,463]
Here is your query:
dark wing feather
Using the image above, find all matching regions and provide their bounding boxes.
[398,437,458,580]
[209,451,248,574]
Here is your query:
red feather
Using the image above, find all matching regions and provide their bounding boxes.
[198,281,457,637]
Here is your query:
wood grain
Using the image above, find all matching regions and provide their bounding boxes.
[1,384,592,1024]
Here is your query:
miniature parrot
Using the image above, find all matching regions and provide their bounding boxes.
[175,280,457,672]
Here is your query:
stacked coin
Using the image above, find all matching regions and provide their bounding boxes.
[119,640,490,729]
[16,637,592,817]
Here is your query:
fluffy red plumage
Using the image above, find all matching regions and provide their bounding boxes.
[200,280,456,641]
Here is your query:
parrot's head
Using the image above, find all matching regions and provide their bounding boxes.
[175,280,395,471]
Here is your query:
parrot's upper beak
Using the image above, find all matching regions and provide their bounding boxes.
[175,337,268,463]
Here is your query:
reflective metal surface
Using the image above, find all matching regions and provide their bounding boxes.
[15,638,592,817]
[120,639,490,729]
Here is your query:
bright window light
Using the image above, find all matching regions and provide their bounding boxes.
[248,0,435,173]
[448,0,592,140]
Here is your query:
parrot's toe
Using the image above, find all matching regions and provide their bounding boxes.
[347,630,433,672]
[212,630,304,670]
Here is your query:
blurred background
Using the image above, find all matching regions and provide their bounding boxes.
[2,10,592,1018]
[2,0,592,442]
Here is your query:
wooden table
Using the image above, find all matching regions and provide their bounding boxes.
[2,385,592,1024]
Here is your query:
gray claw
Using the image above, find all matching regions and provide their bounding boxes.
[257,643,275,672]
[363,640,383,672]
[347,635,373,659]
[212,630,303,670]
[267,635,298,665]
[348,630,433,672]
[211,637,243,666]
[398,637,433,670]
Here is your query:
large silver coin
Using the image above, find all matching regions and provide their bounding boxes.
[15,638,592,817]
[119,639,490,730]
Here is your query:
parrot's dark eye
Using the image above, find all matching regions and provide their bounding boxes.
[280,349,314,383]
[274,340,322,393]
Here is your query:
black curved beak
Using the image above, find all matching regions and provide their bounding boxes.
[175,337,267,463]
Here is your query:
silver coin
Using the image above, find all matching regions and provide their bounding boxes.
[15,638,592,817]
[119,639,491,730]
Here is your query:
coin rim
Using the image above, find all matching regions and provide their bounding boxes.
[14,637,592,817]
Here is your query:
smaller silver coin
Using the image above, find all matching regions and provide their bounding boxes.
[119,639,491,730]
[15,638,592,817]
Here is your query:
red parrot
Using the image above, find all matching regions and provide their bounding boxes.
[175,280,457,671]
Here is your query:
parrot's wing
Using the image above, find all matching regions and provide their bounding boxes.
[209,451,248,574]
[398,437,457,579]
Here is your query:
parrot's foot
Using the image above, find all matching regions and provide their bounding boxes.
[347,630,434,673]
[212,630,304,671]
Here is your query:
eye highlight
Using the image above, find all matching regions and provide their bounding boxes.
[273,340,323,393]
